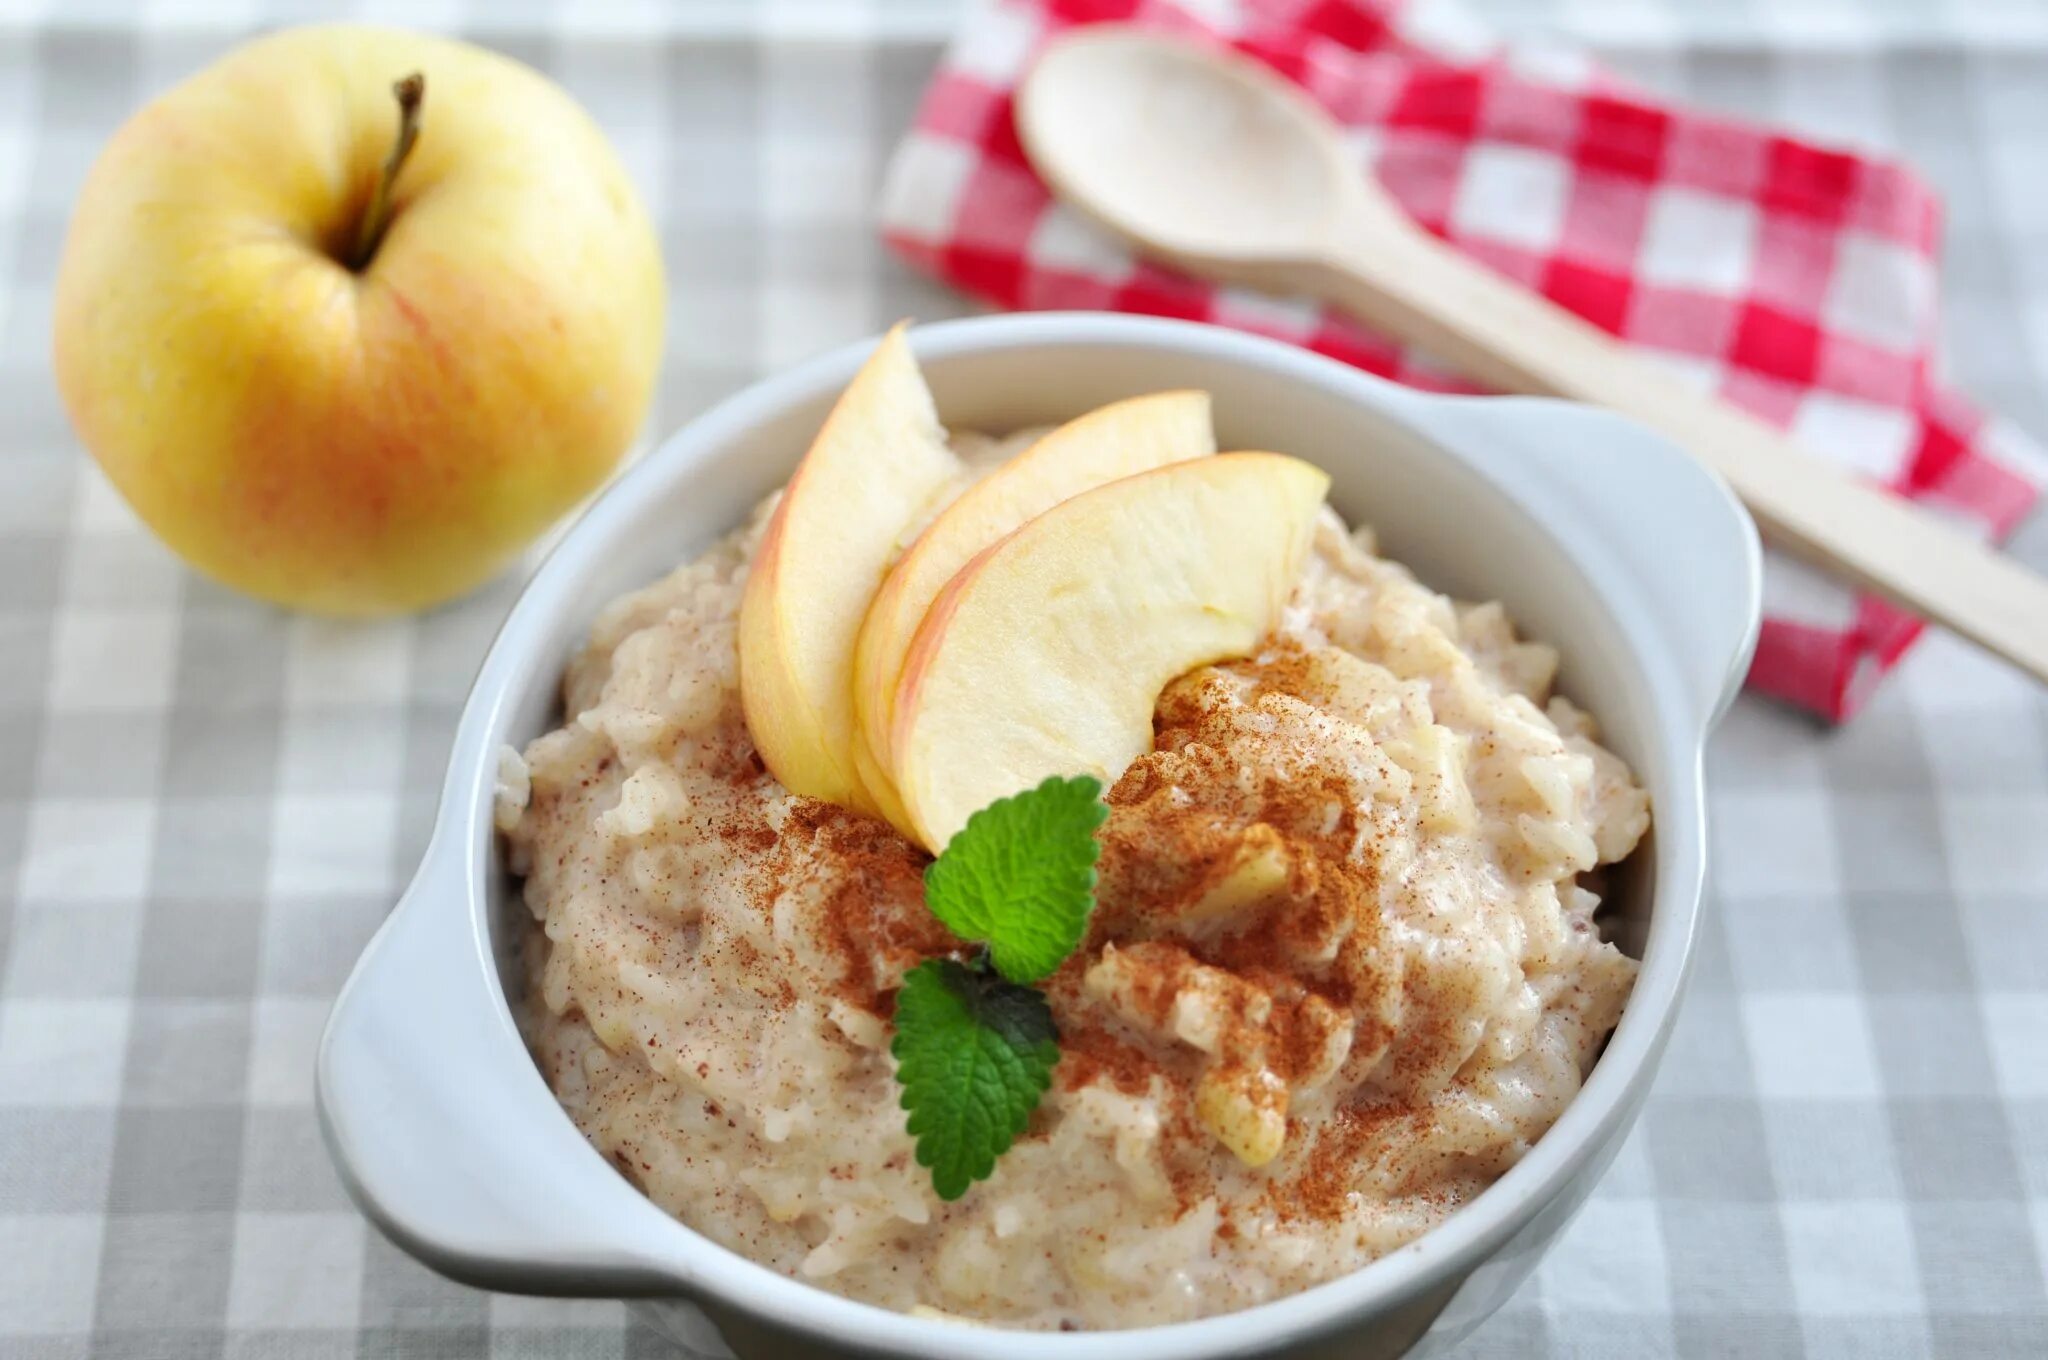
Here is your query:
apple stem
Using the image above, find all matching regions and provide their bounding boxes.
[350,72,425,271]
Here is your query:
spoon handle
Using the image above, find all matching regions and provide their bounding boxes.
[1306,217,2048,687]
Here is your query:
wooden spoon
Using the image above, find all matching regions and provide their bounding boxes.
[1016,26,2048,688]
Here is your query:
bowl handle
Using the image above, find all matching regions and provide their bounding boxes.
[316,834,698,1297]
[1425,395,1765,729]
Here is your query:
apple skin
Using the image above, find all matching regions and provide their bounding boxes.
[52,25,665,614]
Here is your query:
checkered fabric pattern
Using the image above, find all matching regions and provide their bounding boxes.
[879,0,2048,724]
[0,1,2044,1357]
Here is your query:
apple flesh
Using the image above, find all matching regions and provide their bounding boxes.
[52,24,665,614]
[890,453,1331,852]
[851,390,1214,835]
[739,324,963,814]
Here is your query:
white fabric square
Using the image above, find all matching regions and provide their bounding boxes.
[19,799,154,902]
[1538,1198,1673,1314]
[1823,232,1933,351]
[878,133,977,243]
[1790,391,1917,481]
[267,795,397,896]
[1636,185,1759,292]
[1643,347,1726,394]
[0,1215,103,1334]
[1506,41,1597,90]
[286,617,413,708]
[1741,995,1883,1099]
[1403,0,1500,62]
[1940,793,2048,894]
[0,999,130,1106]
[1983,996,2048,1098]
[48,609,178,713]
[1028,208,1137,280]
[949,0,1038,82]
[246,999,335,1108]
[1708,789,1840,897]
[1449,143,1572,253]
[1211,287,1326,336]
[226,1213,366,1328]
[1781,1202,1925,1315]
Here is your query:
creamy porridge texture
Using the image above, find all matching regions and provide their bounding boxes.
[501,441,1648,1331]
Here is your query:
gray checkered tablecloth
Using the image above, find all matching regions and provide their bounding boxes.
[2,1,2046,1356]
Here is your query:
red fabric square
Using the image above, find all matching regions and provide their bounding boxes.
[1542,259,1634,334]
[1759,138,1859,227]
[1385,68,1484,139]
[1576,96,1670,181]
[1730,302,1824,387]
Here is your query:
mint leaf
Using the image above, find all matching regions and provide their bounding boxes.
[923,775,1107,984]
[892,958,1059,1201]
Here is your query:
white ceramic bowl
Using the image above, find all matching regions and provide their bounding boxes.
[318,313,1761,1360]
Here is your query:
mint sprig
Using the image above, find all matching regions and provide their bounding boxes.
[892,959,1059,1200]
[890,775,1106,1200]
[923,773,1109,984]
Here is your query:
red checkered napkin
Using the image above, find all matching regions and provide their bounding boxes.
[880,0,2046,721]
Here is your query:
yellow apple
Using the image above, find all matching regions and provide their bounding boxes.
[739,325,963,813]
[52,25,665,614]
[891,453,1330,851]
[850,390,1214,835]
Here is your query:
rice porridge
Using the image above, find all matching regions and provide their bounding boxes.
[500,436,1648,1331]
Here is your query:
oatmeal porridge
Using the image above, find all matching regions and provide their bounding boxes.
[499,426,1648,1330]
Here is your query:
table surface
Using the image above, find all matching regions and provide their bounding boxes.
[2,1,2047,1357]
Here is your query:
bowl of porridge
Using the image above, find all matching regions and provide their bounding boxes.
[318,313,1760,1359]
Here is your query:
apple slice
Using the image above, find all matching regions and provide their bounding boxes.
[852,391,1215,833]
[891,452,1330,851]
[739,325,962,812]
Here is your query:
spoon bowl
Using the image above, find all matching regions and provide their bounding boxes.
[1016,28,1366,273]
